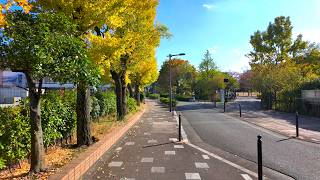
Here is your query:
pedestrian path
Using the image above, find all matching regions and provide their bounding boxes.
[217,100,320,143]
[83,100,257,180]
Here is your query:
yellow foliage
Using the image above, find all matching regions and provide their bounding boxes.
[88,0,160,84]
[36,0,161,86]
[36,0,121,32]
[0,0,32,26]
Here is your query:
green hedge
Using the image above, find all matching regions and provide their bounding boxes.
[175,95,192,101]
[20,90,77,148]
[0,90,139,169]
[147,93,159,99]
[160,97,177,107]
[160,93,169,98]
[127,96,138,112]
[0,106,31,169]
[93,91,117,117]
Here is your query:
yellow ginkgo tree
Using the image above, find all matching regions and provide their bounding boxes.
[129,54,159,105]
[36,0,126,146]
[88,0,161,120]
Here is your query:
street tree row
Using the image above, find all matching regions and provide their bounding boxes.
[0,0,167,173]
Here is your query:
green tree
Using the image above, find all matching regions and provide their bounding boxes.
[157,59,197,96]
[0,11,94,173]
[199,50,217,74]
[247,16,320,110]
[35,0,121,145]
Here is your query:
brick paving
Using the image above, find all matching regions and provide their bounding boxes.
[83,100,258,180]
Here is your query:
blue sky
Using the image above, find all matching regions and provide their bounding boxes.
[156,0,320,72]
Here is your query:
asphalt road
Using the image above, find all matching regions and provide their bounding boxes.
[177,101,320,180]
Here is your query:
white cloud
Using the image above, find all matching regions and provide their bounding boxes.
[293,28,320,43]
[232,48,241,55]
[222,48,250,73]
[202,4,217,10]
[227,56,250,73]
[208,46,218,54]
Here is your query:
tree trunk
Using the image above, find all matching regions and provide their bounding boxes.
[25,74,45,173]
[111,71,127,120]
[128,84,134,98]
[274,91,277,110]
[76,82,92,146]
[121,76,127,115]
[134,84,141,106]
[111,55,128,120]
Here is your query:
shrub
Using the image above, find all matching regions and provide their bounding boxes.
[175,95,192,101]
[0,106,31,168]
[40,91,76,147]
[127,97,138,113]
[103,91,117,115]
[147,93,159,99]
[160,97,177,107]
[90,96,101,120]
[160,93,169,98]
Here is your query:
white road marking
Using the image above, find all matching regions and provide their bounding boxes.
[151,167,165,173]
[169,138,178,142]
[241,174,253,180]
[125,142,135,146]
[195,162,209,168]
[173,110,258,178]
[108,161,123,167]
[187,143,257,178]
[185,173,201,180]
[141,157,154,163]
[165,151,176,155]
[202,155,210,159]
[174,145,184,148]
[148,139,158,144]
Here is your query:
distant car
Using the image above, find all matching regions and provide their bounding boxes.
[189,97,196,102]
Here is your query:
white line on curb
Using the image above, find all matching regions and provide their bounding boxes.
[174,110,258,178]
[241,174,253,180]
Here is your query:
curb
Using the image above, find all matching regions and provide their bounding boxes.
[217,109,320,145]
[49,107,146,180]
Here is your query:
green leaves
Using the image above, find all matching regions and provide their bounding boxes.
[1,11,100,85]
[0,106,31,166]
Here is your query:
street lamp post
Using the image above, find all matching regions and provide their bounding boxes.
[168,53,186,112]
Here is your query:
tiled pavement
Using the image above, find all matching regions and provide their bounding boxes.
[83,101,257,180]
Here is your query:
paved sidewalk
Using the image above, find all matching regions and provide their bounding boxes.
[83,100,259,180]
[216,99,320,143]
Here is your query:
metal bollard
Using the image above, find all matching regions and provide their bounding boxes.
[239,104,242,117]
[223,101,226,113]
[296,111,299,137]
[179,115,182,141]
[257,135,263,180]
[172,107,174,116]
